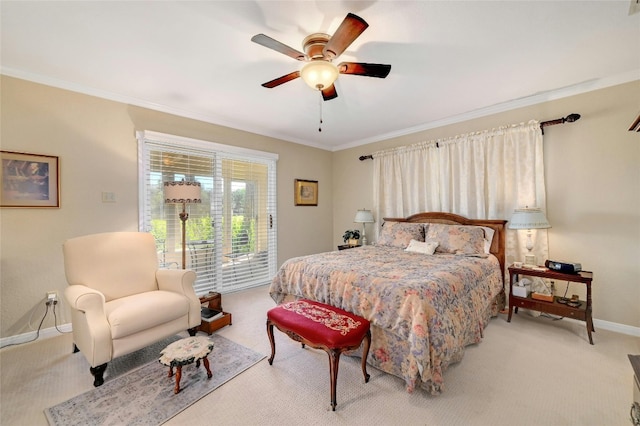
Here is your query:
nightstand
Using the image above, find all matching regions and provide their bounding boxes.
[337,244,360,250]
[507,264,594,344]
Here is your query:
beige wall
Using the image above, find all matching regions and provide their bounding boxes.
[0,76,333,338]
[332,80,640,329]
[2,76,638,338]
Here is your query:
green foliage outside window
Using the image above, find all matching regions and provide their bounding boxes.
[151,216,253,252]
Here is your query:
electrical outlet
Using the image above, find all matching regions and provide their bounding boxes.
[47,291,57,302]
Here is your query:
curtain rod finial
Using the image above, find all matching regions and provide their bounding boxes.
[359,155,373,161]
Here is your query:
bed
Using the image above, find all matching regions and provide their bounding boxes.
[269,212,507,395]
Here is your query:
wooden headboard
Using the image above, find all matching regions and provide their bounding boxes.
[382,212,508,278]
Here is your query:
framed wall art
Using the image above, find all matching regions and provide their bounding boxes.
[1,151,60,207]
[294,179,318,206]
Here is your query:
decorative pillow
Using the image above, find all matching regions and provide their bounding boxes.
[404,239,438,255]
[376,222,424,248]
[480,226,495,254]
[425,224,486,255]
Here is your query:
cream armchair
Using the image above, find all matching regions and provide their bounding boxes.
[63,232,201,386]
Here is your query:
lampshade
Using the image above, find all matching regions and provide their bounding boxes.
[164,181,202,204]
[508,208,551,230]
[354,209,374,223]
[300,60,339,90]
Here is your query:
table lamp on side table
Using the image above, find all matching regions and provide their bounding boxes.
[354,209,375,246]
[508,207,551,267]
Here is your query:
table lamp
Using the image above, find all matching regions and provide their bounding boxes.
[508,207,551,266]
[354,209,374,246]
[164,180,202,269]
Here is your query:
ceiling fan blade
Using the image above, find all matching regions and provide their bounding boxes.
[251,34,306,61]
[338,62,391,78]
[323,13,369,60]
[321,84,338,101]
[261,71,301,88]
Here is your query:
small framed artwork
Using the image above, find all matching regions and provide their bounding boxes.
[294,179,318,206]
[1,151,60,208]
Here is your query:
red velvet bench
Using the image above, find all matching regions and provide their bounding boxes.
[266,299,371,411]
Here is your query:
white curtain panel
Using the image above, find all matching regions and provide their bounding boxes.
[373,120,548,267]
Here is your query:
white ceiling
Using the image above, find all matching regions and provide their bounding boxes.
[2,1,639,151]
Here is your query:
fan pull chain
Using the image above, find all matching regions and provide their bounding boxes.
[318,92,323,132]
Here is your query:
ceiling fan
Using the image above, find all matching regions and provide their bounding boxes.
[251,13,391,101]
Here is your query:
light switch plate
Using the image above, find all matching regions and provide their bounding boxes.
[101,192,116,203]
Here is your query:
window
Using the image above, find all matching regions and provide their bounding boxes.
[137,131,278,295]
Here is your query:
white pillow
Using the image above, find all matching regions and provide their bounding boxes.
[404,239,438,255]
[480,226,495,254]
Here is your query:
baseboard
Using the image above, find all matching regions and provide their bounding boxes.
[557,316,640,337]
[593,318,640,337]
[0,323,72,349]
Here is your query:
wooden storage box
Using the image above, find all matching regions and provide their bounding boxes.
[198,312,232,335]
[198,292,231,334]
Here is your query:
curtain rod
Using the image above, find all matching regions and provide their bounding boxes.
[358,113,581,161]
[539,113,581,134]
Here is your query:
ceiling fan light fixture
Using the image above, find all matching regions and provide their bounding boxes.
[300,60,338,91]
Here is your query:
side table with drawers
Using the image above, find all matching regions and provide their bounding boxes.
[507,265,594,344]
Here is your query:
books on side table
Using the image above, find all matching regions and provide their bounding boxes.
[201,307,224,322]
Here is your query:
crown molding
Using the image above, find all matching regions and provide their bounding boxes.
[333,70,640,152]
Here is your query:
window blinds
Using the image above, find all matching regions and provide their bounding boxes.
[137,131,277,295]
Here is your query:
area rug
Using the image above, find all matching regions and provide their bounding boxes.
[45,334,265,426]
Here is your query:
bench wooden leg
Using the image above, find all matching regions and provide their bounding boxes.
[361,330,371,383]
[266,319,276,365]
[328,349,341,411]
[327,330,371,411]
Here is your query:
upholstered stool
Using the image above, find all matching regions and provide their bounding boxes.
[159,336,213,394]
[266,299,371,411]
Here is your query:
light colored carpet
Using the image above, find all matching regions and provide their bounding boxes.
[44,334,264,426]
[1,284,639,425]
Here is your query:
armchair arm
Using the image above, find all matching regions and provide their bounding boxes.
[64,285,112,366]
[65,285,106,313]
[156,269,197,295]
[156,269,200,328]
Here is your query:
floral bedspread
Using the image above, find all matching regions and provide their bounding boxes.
[269,245,503,395]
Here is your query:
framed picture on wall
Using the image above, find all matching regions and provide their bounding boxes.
[1,151,60,208]
[294,179,318,206]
